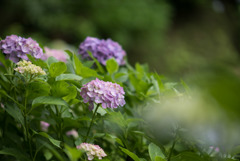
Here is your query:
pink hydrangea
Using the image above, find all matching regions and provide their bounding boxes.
[40,121,50,132]
[41,47,68,62]
[76,143,107,160]
[80,78,125,110]
[66,129,79,139]
[0,35,43,63]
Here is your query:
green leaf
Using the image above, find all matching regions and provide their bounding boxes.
[38,132,61,148]
[155,156,166,161]
[5,103,24,126]
[38,139,65,161]
[32,96,69,109]
[65,50,73,58]
[171,152,204,161]
[106,58,119,74]
[47,56,59,66]
[64,144,82,161]
[106,134,124,146]
[51,81,77,102]
[87,51,105,73]
[119,147,140,161]
[27,81,50,100]
[73,54,103,79]
[56,74,82,81]
[49,62,67,77]
[0,148,31,161]
[27,54,48,69]
[149,143,165,161]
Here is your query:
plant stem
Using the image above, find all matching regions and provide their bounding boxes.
[84,104,100,142]
[167,134,178,161]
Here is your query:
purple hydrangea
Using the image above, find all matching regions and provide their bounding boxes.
[78,37,126,65]
[80,78,125,110]
[76,143,107,160]
[0,35,43,63]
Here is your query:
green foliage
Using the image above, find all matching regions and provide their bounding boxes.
[0,47,237,161]
[106,58,119,75]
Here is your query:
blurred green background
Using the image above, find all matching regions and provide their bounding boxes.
[0,0,240,78]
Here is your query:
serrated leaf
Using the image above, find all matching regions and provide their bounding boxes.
[106,58,119,74]
[119,147,140,161]
[49,62,67,77]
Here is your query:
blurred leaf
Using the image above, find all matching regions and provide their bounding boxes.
[43,149,53,160]
[5,103,24,126]
[87,51,105,73]
[32,96,69,109]
[27,81,50,100]
[56,74,82,81]
[155,156,166,161]
[47,56,59,66]
[171,152,204,161]
[119,147,140,161]
[64,144,82,161]
[106,134,124,146]
[148,143,165,161]
[38,139,65,161]
[38,132,61,148]
[73,54,103,79]
[114,72,128,82]
[27,54,48,69]
[49,62,67,77]
[106,58,119,74]
[0,148,31,161]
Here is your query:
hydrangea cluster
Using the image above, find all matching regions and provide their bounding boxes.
[80,78,125,110]
[41,47,68,62]
[76,143,107,160]
[15,60,46,76]
[78,37,126,65]
[0,35,43,63]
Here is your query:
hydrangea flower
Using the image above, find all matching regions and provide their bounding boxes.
[76,143,107,160]
[78,37,126,65]
[41,47,68,62]
[0,35,43,63]
[80,78,125,110]
[40,121,50,132]
[15,60,46,76]
[66,129,79,139]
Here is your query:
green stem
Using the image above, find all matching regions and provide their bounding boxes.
[167,134,178,161]
[55,106,63,143]
[23,88,33,159]
[84,104,100,142]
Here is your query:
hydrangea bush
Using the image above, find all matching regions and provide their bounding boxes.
[0,35,238,161]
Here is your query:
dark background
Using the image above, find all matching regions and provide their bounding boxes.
[0,0,240,78]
